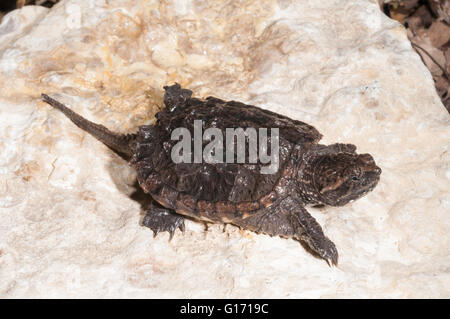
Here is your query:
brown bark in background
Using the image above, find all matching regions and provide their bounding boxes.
[381,0,450,112]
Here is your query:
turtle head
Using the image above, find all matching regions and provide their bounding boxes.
[311,153,381,206]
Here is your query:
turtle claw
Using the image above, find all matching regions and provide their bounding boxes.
[304,235,339,267]
[168,228,176,241]
[324,246,339,267]
[143,205,185,240]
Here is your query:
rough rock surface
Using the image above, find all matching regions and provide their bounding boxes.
[0,0,449,298]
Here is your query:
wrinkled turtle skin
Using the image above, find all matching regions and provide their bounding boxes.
[42,84,382,266]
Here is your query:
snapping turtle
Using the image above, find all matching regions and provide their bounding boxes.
[42,84,381,265]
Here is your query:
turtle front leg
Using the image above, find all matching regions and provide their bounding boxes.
[143,203,185,240]
[235,196,338,266]
[281,197,338,266]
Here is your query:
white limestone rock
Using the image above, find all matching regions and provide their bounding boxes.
[0,0,448,298]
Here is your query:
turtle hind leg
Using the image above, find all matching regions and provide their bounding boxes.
[143,204,185,240]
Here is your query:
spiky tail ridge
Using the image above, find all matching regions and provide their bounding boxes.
[42,94,137,158]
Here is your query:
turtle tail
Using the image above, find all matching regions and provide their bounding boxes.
[42,94,137,159]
